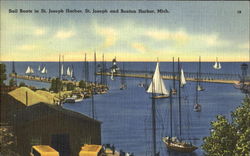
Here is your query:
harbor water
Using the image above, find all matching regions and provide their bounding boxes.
[2,61,245,156]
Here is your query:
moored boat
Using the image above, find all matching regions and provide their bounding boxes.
[213,57,222,70]
[162,137,198,153]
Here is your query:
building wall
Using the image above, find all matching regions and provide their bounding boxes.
[14,112,101,156]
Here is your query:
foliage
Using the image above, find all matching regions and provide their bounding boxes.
[66,82,75,91]
[79,80,87,89]
[0,126,20,156]
[202,96,250,156]
[232,97,250,155]
[0,63,7,86]
[19,82,26,87]
[50,78,63,93]
[9,78,16,87]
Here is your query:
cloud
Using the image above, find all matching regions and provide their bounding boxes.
[18,45,38,51]
[146,29,189,44]
[34,28,46,36]
[93,24,118,49]
[238,42,249,49]
[131,43,146,53]
[55,30,75,39]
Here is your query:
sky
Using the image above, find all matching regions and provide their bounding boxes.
[0,1,249,62]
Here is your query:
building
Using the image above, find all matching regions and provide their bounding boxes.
[1,91,102,156]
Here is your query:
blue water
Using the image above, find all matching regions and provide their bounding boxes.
[2,61,246,156]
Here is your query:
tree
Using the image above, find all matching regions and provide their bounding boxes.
[79,80,86,89]
[9,78,16,87]
[19,82,26,87]
[50,78,63,93]
[66,82,75,91]
[0,125,20,156]
[0,63,7,86]
[232,97,250,155]
[202,97,250,156]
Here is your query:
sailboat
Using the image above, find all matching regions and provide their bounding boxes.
[194,72,202,112]
[38,65,41,72]
[180,68,186,87]
[147,61,169,99]
[25,66,34,75]
[120,63,127,90]
[66,66,71,77]
[197,56,205,91]
[41,66,47,74]
[70,65,76,81]
[213,57,222,70]
[162,90,198,152]
[163,58,198,152]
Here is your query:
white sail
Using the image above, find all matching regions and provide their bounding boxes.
[180,68,186,87]
[45,69,48,74]
[213,58,221,69]
[38,65,41,71]
[61,64,64,75]
[25,66,31,74]
[218,62,221,69]
[30,67,34,74]
[41,67,46,74]
[147,62,169,95]
[213,62,218,69]
[66,67,71,76]
[197,85,203,91]
[70,68,73,77]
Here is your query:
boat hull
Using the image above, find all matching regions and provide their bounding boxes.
[152,95,169,99]
[164,143,198,153]
[163,139,198,153]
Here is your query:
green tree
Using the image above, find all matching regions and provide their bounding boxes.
[9,78,16,87]
[50,78,63,93]
[79,80,86,89]
[0,126,20,156]
[202,97,250,156]
[232,97,250,155]
[19,82,26,87]
[66,82,75,91]
[0,63,7,86]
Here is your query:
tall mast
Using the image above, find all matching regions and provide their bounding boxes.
[151,80,157,156]
[101,53,104,85]
[12,61,16,74]
[178,57,182,137]
[173,57,175,90]
[92,51,96,119]
[59,54,61,105]
[84,53,89,82]
[94,51,97,85]
[199,56,201,86]
[170,89,173,138]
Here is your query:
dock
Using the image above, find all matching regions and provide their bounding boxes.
[96,71,240,84]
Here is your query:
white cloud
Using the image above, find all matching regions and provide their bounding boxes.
[18,45,38,51]
[131,42,146,53]
[34,28,46,36]
[238,42,249,49]
[93,24,118,49]
[55,30,75,39]
[146,29,189,44]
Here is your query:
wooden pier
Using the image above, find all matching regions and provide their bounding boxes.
[96,72,239,84]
